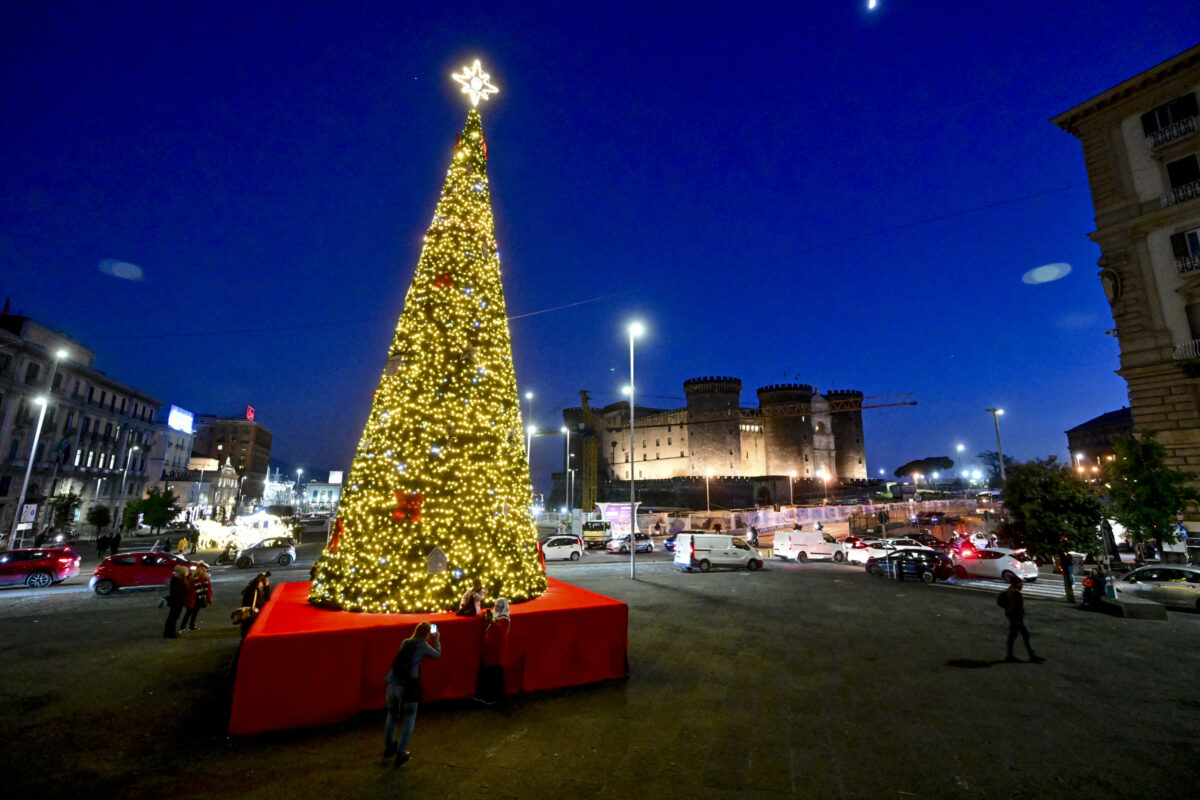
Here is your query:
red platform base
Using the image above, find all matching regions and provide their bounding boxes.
[228,578,628,735]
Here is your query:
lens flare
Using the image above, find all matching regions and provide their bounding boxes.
[1021,262,1071,285]
[98,259,145,281]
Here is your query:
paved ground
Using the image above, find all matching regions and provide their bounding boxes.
[1,551,1197,799]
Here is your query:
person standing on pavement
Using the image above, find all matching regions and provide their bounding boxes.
[474,598,511,705]
[97,532,110,560]
[1058,550,1075,587]
[999,576,1045,663]
[384,621,442,767]
[181,563,212,631]
[109,530,121,556]
[163,566,189,639]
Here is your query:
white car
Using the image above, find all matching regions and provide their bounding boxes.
[1114,565,1200,609]
[953,548,1039,582]
[542,535,583,561]
[850,538,927,565]
[844,538,880,565]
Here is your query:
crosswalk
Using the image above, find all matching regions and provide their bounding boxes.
[945,576,1073,602]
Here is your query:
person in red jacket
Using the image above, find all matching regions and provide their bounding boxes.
[180,563,213,632]
[474,597,510,705]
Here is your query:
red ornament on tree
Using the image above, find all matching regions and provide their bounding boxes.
[392,491,425,523]
[329,518,344,553]
[434,271,454,288]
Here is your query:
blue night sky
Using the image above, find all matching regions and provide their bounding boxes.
[3,3,1197,492]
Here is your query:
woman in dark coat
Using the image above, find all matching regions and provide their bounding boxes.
[163,566,189,639]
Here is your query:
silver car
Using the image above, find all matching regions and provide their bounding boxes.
[236,537,297,568]
[1115,565,1200,610]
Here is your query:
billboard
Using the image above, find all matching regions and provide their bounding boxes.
[166,405,194,434]
[245,405,256,421]
[328,470,344,485]
[187,457,219,472]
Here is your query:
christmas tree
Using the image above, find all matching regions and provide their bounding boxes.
[310,62,546,613]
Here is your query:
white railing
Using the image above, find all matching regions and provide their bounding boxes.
[1173,339,1200,361]
[1161,180,1200,208]
[1148,116,1197,149]
[1178,253,1200,275]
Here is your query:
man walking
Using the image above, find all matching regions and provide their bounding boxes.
[384,621,442,767]
[163,566,189,639]
[999,576,1045,663]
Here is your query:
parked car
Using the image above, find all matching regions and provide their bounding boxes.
[1114,565,1200,609]
[0,546,81,589]
[953,548,1039,582]
[674,533,763,573]
[237,537,297,568]
[845,537,880,565]
[606,532,654,554]
[866,549,953,582]
[664,533,678,552]
[542,535,583,561]
[90,551,201,595]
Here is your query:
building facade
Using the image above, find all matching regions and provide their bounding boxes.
[1065,407,1134,467]
[1053,44,1200,526]
[192,412,273,501]
[553,376,867,509]
[0,315,158,540]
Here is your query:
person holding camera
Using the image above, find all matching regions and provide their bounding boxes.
[384,621,442,767]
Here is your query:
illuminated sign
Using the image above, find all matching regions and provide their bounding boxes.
[166,405,194,434]
[328,470,344,485]
[245,405,256,421]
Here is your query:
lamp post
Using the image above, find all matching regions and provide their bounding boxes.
[706,468,713,512]
[627,321,644,579]
[115,445,140,532]
[789,470,796,505]
[985,408,1006,483]
[820,470,829,504]
[524,391,534,456]
[296,468,304,514]
[9,349,68,548]
[561,425,571,514]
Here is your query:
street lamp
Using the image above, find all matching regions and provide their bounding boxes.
[296,468,304,514]
[561,426,572,513]
[627,320,644,579]
[706,468,714,512]
[116,445,140,532]
[9,348,68,548]
[789,470,796,505]
[820,469,830,504]
[985,408,1006,483]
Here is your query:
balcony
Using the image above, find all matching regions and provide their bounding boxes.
[1178,253,1200,275]
[1161,179,1200,208]
[1173,339,1200,361]
[1148,116,1197,149]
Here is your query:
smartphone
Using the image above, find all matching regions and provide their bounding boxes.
[430,624,438,635]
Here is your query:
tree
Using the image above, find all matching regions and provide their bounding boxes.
[894,457,954,480]
[977,450,1015,487]
[1000,457,1102,603]
[85,505,112,534]
[122,500,143,531]
[140,487,182,533]
[1107,433,1200,563]
[49,492,83,530]
[310,105,546,614]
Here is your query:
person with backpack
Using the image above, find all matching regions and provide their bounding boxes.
[383,621,441,767]
[998,576,1045,663]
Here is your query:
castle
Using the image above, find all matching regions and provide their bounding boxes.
[556,377,867,510]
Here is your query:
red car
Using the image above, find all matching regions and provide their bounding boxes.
[90,551,200,595]
[0,547,81,589]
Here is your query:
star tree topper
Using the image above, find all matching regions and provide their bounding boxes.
[452,59,499,107]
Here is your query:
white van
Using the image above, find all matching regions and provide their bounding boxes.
[773,528,839,563]
[675,533,763,573]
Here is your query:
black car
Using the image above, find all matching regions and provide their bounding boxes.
[865,549,953,583]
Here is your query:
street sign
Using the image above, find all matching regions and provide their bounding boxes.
[19,504,36,523]
[16,523,32,531]
[1176,510,1184,524]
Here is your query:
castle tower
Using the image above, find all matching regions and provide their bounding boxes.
[828,390,867,480]
[810,393,837,480]
[684,377,742,475]
[756,384,815,477]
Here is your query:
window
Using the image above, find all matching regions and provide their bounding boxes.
[667,437,672,445]
[1173,227,1200,273]
[655,439,659,446]
[1167,155,1200,190]
[74,450,81,466]
[109,453,116,469]
[87,450,95,467]
[1141,92,1198,136]
[99,390,107,407]
[104,422,113,438]
[24,362,41,384]
[52,373,62,392]
[87,386,94,403]
[65,410,74,430]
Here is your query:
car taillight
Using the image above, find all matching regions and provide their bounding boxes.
[852,542,866,549]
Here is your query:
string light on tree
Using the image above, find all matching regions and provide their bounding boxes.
[309,59,545,613]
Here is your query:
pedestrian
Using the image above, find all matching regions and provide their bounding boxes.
[109,530,121,556]
[383,621,442,767]
[163,566,189,639]
[177,535,188,553]
[97,532,110,559]
[34,529,48,546]
[239,571,272,638]
[475,598,510,705]
[456,578,484,617]
[998,576,1044,663]
[181,563,212,631]
[1059,550,1075,586]
[187,528,199,554]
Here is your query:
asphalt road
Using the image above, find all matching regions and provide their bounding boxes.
[1,545,1198,798]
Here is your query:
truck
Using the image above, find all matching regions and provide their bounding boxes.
[581,520,613,549]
